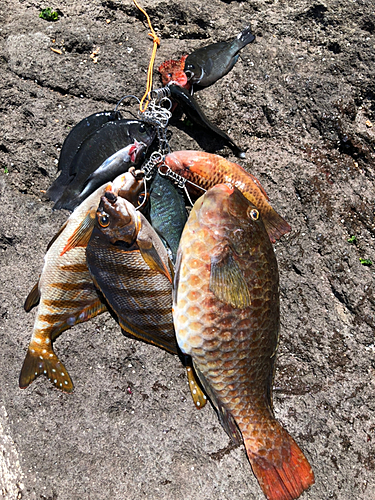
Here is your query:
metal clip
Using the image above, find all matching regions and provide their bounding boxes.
[158,164,206,207]
[141,151,163,181]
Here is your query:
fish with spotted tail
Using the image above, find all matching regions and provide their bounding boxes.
[20,170,145,393]
[162,150,291,243]
[173,184,314,500]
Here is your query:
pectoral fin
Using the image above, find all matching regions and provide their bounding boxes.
[24,280,41,312]
[137,231,173,283]
[60,211,96,256]
[192,361,242,444]
[209,248,251,309]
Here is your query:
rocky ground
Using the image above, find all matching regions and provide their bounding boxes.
[0,0,374,499]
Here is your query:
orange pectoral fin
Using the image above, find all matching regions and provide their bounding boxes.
[60,211,96,256]
[137,238,173,283]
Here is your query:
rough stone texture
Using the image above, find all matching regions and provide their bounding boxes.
[0,0,374,499]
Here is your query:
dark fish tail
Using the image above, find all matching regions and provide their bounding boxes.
[19,342,73,393]
[261,209,292,243]
[237,26,255,47]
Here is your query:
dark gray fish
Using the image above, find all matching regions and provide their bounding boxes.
[149,172,188,263]
[58,141,147,211]
[168,84,246,158]
[51,120,156,211]
[47,111,122,201]
[184,27,255,88]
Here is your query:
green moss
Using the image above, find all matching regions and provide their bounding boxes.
[39,8,58,22]
[359,258,372,266]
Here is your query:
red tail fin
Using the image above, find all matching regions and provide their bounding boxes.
[246,430,314,500]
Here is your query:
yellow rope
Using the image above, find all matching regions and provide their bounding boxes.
[132,0,160,112]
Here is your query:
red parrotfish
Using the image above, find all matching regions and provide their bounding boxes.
[20,169,145,393]
[162,150,291,243]
[173,184,314,500]
[85,190,207,409]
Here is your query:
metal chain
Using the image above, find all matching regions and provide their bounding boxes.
[158,164,207,207]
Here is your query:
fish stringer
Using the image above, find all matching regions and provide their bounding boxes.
[158,163,207,207]
[135,89,174,210]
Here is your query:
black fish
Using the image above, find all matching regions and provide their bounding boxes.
[50,120,156,211]
[149,172,188,263]
[168,84,246,158]
[47,111,122,201]
[184,26,255,88]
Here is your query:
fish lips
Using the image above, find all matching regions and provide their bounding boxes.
[96,194,137,245]
[129,140,147,164]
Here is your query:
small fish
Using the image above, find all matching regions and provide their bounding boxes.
[55,140,147,211]
[20,170,145,393]
[168,84,246,158]
[162,150,291,243]
[149,172,188,263]
[158,27,255,90]
[49,119,156,210]
[47,110,122,202]
[184,27,255,88]
[86,191,206,409]
[173,184,314,500]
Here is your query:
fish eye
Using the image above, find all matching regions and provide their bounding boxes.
[98,213,110,227]
[248,208,259,220]
[167,73,172,78]
[139,123,147,134]
[138,192,149,206]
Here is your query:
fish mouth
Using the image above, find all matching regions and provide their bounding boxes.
[129,140,147,164]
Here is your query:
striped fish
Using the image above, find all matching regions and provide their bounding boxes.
[86,190,207,409]
[20,170,145,393]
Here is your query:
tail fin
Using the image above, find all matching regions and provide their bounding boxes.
[237,26,255,47]
[245,429,314,500]
[262,208,292,243]
[19,345,73,393]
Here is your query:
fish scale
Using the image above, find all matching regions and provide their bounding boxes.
[86,234,174,350]
[173,185,314,500]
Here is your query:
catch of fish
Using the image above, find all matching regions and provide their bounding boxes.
[20,23,315,500]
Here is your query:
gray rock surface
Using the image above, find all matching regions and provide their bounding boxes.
[0,0,374,499]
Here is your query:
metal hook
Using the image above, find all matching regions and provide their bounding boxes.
[135,176,148,211]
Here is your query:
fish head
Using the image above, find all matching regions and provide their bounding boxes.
[158,56,189,87]
[111,168,146,209]
[127,139,148,165]
[127,121,157,149]
[95,191,139,245]
[197,184,269,253]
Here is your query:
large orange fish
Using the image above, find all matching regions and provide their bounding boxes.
[173,184,314,500]
[20,170,145,393]
[162,150,291,243]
